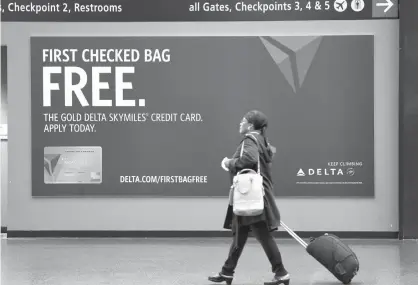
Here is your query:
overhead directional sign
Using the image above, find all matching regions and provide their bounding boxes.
[1,0,399,22]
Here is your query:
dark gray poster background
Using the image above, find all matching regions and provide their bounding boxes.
[31,36,374,197]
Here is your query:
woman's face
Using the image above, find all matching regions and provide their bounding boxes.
[239,117,252,134]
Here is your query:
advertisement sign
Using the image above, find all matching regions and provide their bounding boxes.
[31,36,374,197]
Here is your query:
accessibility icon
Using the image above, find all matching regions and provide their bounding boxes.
[334,0,348,12]
[351,0,365,12]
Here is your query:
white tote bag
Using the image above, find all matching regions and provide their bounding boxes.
[232,134,265,216]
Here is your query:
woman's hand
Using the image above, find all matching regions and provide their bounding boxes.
[268,144,277,157]
[221,157,231,171]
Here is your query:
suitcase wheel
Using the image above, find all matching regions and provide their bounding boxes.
[342,276,352,284]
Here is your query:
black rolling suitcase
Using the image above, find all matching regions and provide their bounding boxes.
[280,221,359,284]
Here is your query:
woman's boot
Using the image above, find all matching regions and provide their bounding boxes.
[264,271,290,285]
[208,272,234,285]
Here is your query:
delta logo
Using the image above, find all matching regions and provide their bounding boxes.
[297,168,345,176]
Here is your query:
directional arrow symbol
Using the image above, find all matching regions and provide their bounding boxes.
[376,0,394,13]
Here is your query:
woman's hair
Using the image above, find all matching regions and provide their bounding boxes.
[244,110,268,135]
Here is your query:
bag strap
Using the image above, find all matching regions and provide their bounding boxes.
[239,133,261,174]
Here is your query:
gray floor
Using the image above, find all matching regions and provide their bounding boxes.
[1,235,418,285]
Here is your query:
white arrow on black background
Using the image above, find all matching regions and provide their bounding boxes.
[376,0,394,13]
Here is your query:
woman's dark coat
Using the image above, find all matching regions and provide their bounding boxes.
[223,131,281,234]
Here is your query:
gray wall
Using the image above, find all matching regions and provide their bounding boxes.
[1,140,8,228]
[1,46,7,125]
[1,45,8,229]
[3,20,399,232]
[399,0,418,239]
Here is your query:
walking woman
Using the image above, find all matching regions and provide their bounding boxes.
[208,110,290,285]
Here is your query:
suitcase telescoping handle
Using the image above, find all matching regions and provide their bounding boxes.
[280,221,308,249]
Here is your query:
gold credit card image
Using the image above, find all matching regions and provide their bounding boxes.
[44,146,102,184]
